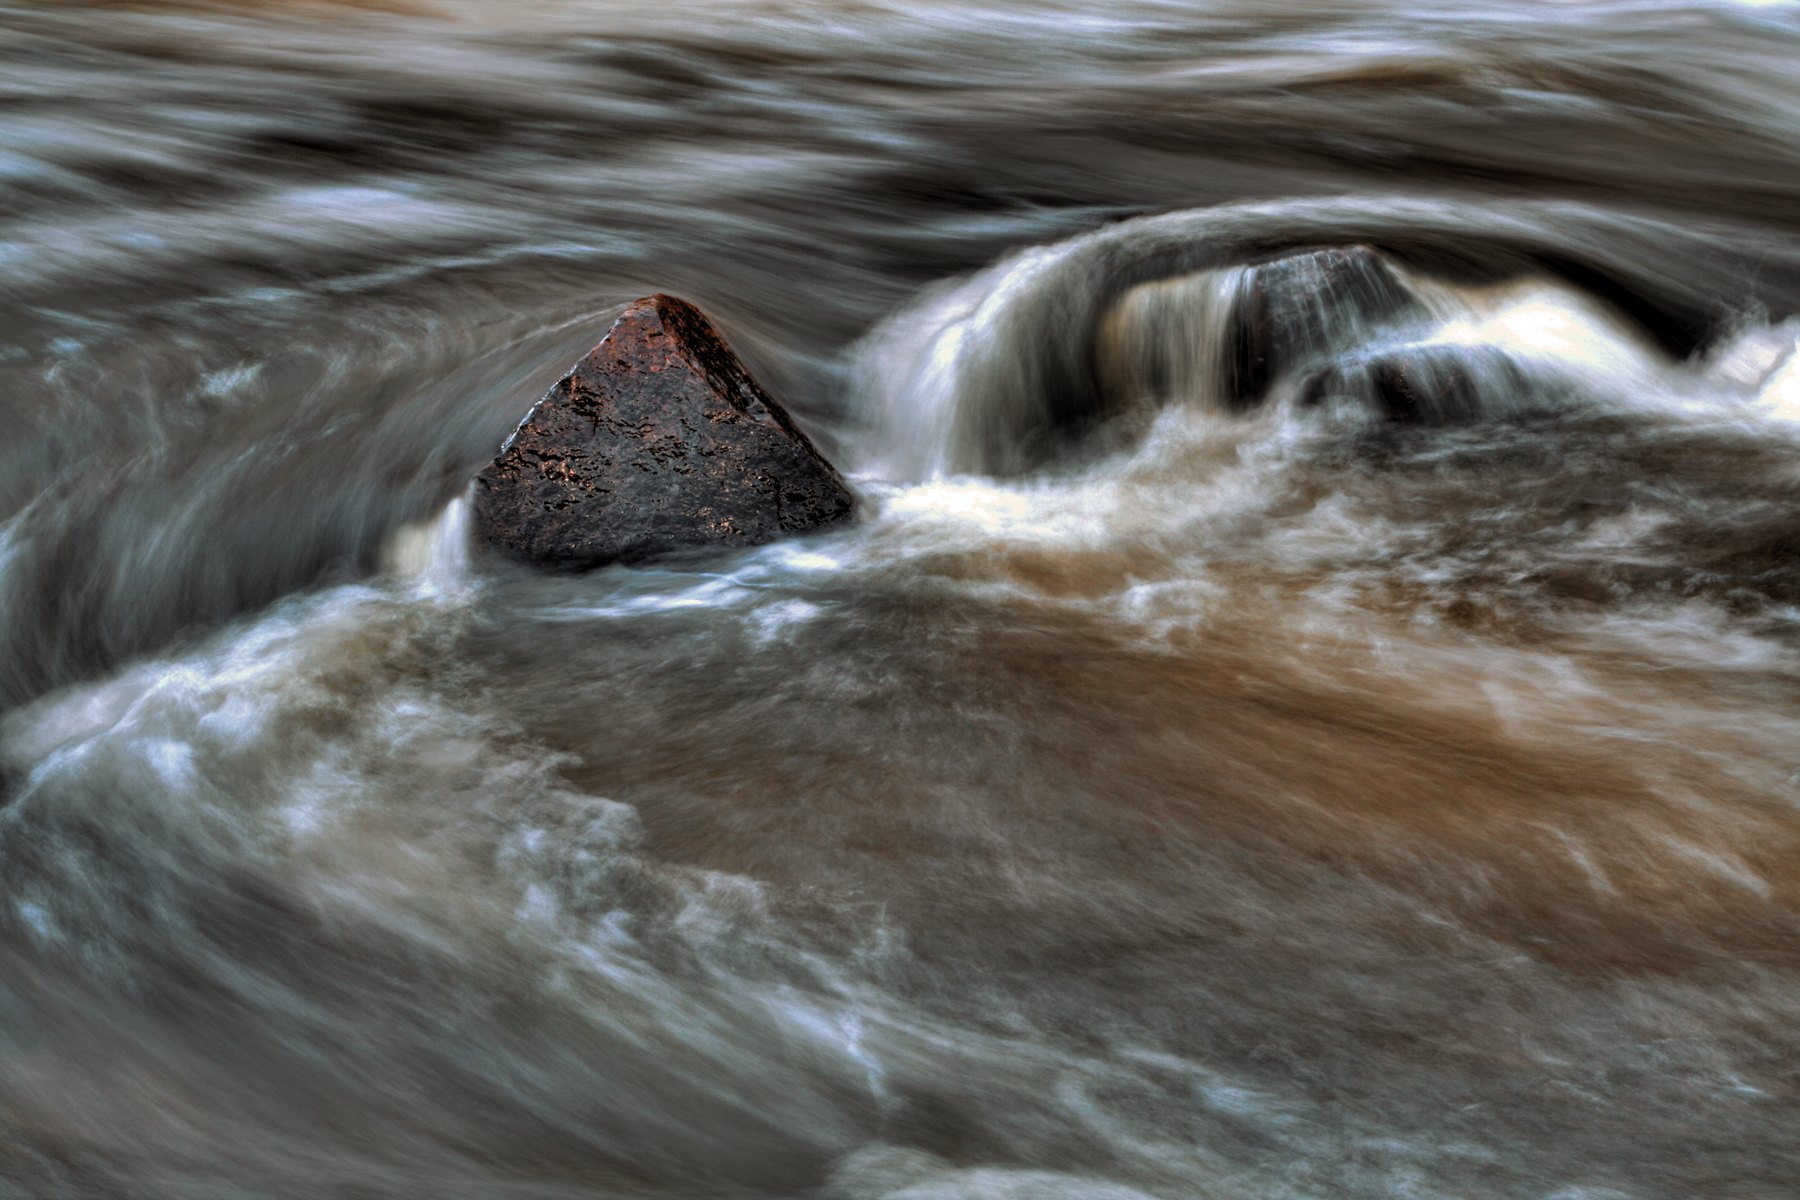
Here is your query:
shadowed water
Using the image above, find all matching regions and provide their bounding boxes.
[4,1,1800,1197]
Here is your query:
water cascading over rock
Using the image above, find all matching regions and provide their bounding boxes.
[1299,344,1540,423]
[1224,245,1426,408]
[1102,244,1560,425]
[474,295,855,569]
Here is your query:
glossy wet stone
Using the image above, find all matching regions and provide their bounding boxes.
[1226,246,1425,408]
[473,294,855,569]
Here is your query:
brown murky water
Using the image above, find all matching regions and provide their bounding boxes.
[4,2,1800,1197]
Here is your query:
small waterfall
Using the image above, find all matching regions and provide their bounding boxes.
[381,490,474,600]
[853,212,1696,483]
[1094,267,1245,414]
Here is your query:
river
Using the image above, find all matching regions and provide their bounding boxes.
[2,1,1799,1197]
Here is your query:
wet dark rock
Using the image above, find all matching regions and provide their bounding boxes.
[473,295,854,569]
[1300,344,1537,424]
[1226,246,1425,408]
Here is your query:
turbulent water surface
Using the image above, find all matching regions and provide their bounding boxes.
[6,1,1800,1196]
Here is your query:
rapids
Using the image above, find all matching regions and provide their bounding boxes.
[4,1,1800,1197]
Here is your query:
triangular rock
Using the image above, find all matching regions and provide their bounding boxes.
[473,295,855,569]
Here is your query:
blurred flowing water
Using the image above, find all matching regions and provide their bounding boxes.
[5,1,1800,1196]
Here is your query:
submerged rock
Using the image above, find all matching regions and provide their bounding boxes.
[1300,343,1539,424]
[1225,245,1425,407]
[473,294,854,569]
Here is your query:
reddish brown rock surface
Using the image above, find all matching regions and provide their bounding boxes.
[473,295,855,569]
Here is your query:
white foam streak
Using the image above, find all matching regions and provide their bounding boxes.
[1754,339,1800,421]
[1423,276,1665,382]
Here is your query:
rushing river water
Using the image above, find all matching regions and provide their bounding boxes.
[6,1,1800,1197]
